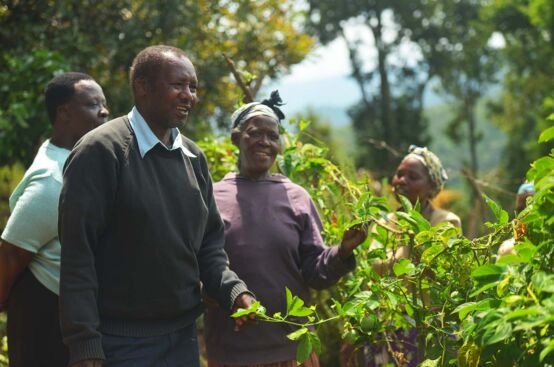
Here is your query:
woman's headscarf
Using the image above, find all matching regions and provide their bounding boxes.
[231,90,285,130]
[517,181,534,194]
[402,145,448,197]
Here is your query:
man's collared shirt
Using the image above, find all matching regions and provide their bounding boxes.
[128,106,196,159]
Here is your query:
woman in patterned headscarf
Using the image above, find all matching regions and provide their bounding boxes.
[203,91,368,367]
[392,145,461,227]
[362,146,461,367]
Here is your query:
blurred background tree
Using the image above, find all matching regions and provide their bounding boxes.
[0,0,313,165]
[484,0,554,187]
[306,0,432,177]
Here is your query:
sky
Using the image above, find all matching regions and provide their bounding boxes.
[280,38,352,84]
[265,25,506,122]
[265,14,426,118]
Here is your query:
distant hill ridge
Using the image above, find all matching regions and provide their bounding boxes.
[266,74,506,180]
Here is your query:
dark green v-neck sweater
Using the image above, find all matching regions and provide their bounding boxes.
[58,116,248,364]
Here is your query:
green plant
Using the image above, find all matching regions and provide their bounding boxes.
[454,115,554,366]
[226,118,554,366]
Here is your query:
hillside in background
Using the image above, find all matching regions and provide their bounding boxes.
[268,75,508,192]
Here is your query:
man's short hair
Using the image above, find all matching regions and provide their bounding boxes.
[44,72,94,124]
[129,45,189,89]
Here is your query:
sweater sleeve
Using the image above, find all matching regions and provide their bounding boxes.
[58,139,119,364]
[195,153,250,311]
[299,193,356,290]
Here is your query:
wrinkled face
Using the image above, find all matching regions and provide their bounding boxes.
[65,79,109,141]
[233,115,281,179]
[139,55,198,133]
[392,157,435,205]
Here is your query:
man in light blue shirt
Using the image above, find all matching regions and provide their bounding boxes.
[0,72,108,367]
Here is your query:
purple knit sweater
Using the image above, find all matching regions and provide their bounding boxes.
[204,173,355,365]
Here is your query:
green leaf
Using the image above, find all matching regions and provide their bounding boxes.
[408,209,431,231]
[471,264,505,280]
[495,254,524,265]
[469,281,500,297]
[482,321,512,346]
[385,291,399,308]
[396,211,418,228]
[397,194,413,211]
[533,272,554,293]
[515,242,537,262]
[298,119,311,132]
[419,357,441,367]
[504,307,543,321]
[231,308,251,318]
[393,258,416,276]
[286,287,293,312]
[341,301,357,316]
[231,301,260,318]
[453,302,477,320]
[415,230,434,245]
[405,302,414,317]
[309,332,321,356]
[421,243,444,264]
[289,306,314,317]
[333,300,343,316]
[287,327,308,341]
[540,339,554,362]
[296,332,313,363]
[538,125,554,143]
[482,194,509,224]
[475,298,501,312]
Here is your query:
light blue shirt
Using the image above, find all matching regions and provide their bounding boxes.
[127,107,196,158]
[1,140,70,295]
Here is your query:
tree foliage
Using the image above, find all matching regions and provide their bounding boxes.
[306,0,433,176]
[0,0,313,165]
[484,0,554,187]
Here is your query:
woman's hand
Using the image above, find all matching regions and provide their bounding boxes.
[338,224,368,260]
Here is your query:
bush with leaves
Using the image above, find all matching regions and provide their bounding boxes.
[455,118,554,366]
[202,119,554,366]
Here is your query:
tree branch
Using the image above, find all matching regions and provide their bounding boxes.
[222,53,254,103]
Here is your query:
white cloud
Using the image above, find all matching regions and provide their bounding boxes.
[280,39,352,83]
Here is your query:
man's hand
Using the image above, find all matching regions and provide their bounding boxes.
[338,224,368,260]
[70,359,103,367]
[231,292,256,331]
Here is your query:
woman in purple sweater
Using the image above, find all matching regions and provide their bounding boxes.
[204,92,367,367]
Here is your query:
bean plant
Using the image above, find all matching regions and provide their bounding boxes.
[209,118,554,366]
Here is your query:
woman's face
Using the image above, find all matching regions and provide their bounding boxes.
[232,115,281,180]
[392,157,435,205]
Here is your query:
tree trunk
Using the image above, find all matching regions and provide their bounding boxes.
[467,101,478,176]
[370,12,394,166]
[465,101,485,237]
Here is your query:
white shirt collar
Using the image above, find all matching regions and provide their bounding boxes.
[127,107,196,159]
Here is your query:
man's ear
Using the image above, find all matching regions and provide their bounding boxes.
[231,130,241,147]
[56,104,70,125]
[134,78,148,97]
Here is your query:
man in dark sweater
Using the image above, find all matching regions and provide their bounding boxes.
[58,45,254,367]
